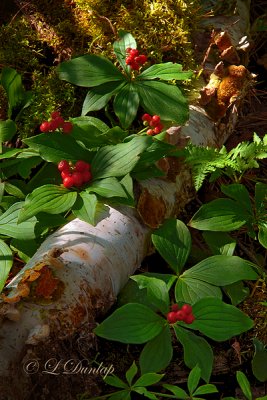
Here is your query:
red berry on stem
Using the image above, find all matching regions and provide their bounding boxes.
[167,312,177,324]
[51,111,61,119]
[184,314,195,324]
[131,62,140,70]
[75,160,90,172]
[49,119,59,131]
[175,310,186,321]
[151,115,161,125]
[126,56,134,65]
[82,170,92,183]
[40,121,51,133]
[147,129,154,136]
[141,113,151,122]
[138,54,147,64]
[58,160,70,172]
[171,304,179,312]
[53,116,64,128]
[62,121,73,134]
[153,125,163,135]
[61,170,71,179]
[63,176,74,188]
[181,304,193,315]
[72,172,84,187]
[126,47,132,53]
[129,49,139,57]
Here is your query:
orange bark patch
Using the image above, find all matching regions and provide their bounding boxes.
[35,266,59,299]
[137,188,167,228]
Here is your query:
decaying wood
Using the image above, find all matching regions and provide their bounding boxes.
[0,2,252,395]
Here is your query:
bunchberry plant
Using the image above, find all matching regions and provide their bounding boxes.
[57,31,193,129]
[85,363,219,400]
[141,113,164,136]
[189,183,267,249]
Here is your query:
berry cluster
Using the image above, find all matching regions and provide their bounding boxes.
[58,160,92,188]
[167,303,195,324]
[141,113,164,135]
[126,48,147,70]
[40,111,73,134]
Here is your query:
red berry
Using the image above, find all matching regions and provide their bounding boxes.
[130,62,140,70]
[141,113,151,122]
[138,54,147,64]
[147,129,154,136]
[61,170,71,179]
[82,170,92,183]
[40,121,51,132]
[75,160,90,172]
[151,115,161,125]
[175,310,186,321]
[126,56,134,65]
[153,125,163,135]
[181,304,193,315]
[49,119,59,131]
[51,111,61,119]
[126,47,132,53]
[129,49,139,57]
[183,314,195,324]
[171,304,179,312]
[58,160,70,172]
[72,172,84,187]
[53,116,64,128]
[63,176,74,188]
[62,121,73,134]
[167,311,177,324]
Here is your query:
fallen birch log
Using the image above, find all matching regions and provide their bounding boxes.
[0,1,252,395]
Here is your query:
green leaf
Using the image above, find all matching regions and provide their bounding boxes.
[193,384,218,396]
[181,255,258,286]
[126,361,138,386]
[0,202,37,239]
[138,63,193,81]
[104,375,128,389]
[120,174,134,201]
[0,239,13,292]
[94,303,165,344]
[133,387,158,400]
[82,81,126,115]
[203,231,236,256]
[10,238,39,263]
[162,384,188,399]
[91,136,151,180]
[72,192,98,225]
[87,177,127,199]
[140,325,173,374]
[0,120,17,143]
[131,275,169,313]
[252,338,267,382]
[4,182,25,199]
[113,83,139,129]
[136,80,189,124]
[134,373,164,387]
[187,365,201,394]
[57,54,125,87]
[0,147,24,160]
[175,277,222,304]
[258,223,267,249]
[107,391,130,400]
[221,184,253,215]
[174,325,213,382]
[189,198,248,231]
[23,132,90,163]
[255,182,267,216]
[113,30,136,70]
[18,185,77,223]
[223,281,249,306]
[192,297,254,341]
[236,371,252,400]
[72,115,109,133]
[152,219,191,274]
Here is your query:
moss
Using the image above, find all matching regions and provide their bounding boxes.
[17,69,76,139]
